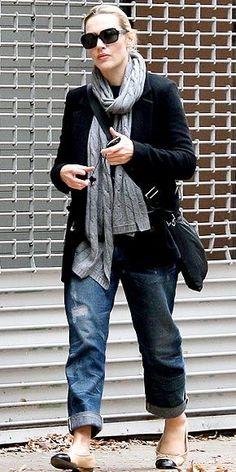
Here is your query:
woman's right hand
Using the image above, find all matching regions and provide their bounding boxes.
[60,164,95,190]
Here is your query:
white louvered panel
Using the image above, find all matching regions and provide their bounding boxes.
[183,334,236,355]
[1,309,236,347]
[0,341,141,365]
[0,345,68,365]
[1,348,236,381]
[1,389,236,425]
[1,329,236,356]
[185,353,236,373]
[0,401,67,424]
[187,372,236,391]
[1,353,235,386]
[2,414,236,446]
[0,364,66,384]
[1,371,236,407]
[0,326,68,345]
[0,307,65,326]
[0,382,67,404]
[0,291,63,309]
[0,263,236,445]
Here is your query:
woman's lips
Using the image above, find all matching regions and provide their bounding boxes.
[97,54,110,60]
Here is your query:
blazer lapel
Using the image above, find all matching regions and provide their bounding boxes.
[131,74,153,143]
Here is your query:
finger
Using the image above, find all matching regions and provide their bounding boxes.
[73,168,95,180]
[74,175,89,184]
[73,168,87,177]
[72,166,94,176]
[109,127,122,137]
[101,142,121,156]
[73,179,90,189]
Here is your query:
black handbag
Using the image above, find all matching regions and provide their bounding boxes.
[87,85,208,292]
[164,212,208,291]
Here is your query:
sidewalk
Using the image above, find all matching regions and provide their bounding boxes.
[0,434,235,472]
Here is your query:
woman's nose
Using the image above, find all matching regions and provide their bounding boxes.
[96,37,106,48]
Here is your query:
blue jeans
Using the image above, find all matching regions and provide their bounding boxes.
[64,244,187,437]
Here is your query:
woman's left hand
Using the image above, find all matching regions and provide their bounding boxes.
[101,127,134,165]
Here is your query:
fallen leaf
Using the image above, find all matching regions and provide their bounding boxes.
[186,464,207,472]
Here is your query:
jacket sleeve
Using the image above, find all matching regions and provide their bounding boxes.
[125,80,196,184]
[50,91,73,194]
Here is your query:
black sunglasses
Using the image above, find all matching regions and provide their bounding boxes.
[81,27,127,50]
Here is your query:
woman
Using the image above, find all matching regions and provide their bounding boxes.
[50,4,196,471]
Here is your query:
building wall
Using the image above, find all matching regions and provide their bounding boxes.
[0,0,235,444]
[0,0,235,267]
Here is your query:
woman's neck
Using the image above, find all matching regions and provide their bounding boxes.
[103,70,124,86]
[102,59,128,86]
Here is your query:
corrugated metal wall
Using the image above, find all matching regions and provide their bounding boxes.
[1,263,236,444]
[0,0,235,444]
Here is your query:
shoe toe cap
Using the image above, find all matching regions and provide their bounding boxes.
[51,453,71,468]
[155,457,178,469]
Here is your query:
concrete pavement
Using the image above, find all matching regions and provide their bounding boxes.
[0,435,236,472]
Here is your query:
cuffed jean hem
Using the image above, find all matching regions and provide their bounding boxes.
[146,397,188,419]
[68,411,103,438]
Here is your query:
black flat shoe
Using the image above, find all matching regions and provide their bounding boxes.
[155,457,180,471]
[155,428,188,471]
[50,452,95,471]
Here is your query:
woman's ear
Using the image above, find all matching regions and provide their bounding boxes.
[125,31,137,52]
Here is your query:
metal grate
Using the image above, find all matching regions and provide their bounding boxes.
[0,0,235,270]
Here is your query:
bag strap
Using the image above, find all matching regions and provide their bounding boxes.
[87,84,112,141]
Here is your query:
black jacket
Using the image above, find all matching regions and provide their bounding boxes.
[51,72,196,282]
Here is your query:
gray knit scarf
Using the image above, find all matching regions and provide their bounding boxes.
[72,52,150,289]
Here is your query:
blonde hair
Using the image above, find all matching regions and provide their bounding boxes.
[84,4,137,52]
